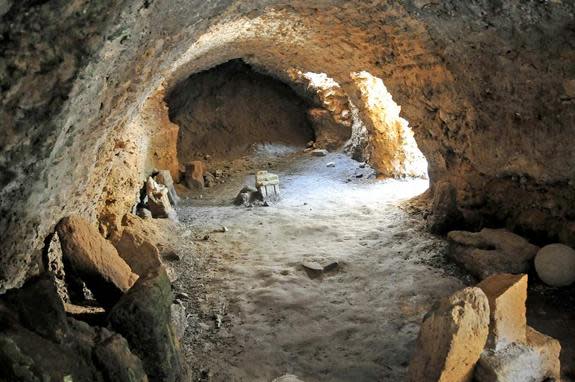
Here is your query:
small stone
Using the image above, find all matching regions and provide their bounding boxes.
[204,172,216,188]
[306,140,315,148]
[162,251,180,262]
[326,162,335,167]
[214,169,223,178]
[534,243,575,287]
[311,149,328,157]
[175,291,190,300]
[184,160,205,190]
[146,177,176,219]
[359,163,367,168]
[355,173,363,178]
[154,170,179,206]
[323,261,339,272]
[302,262,323,278]
[273,375,305,382]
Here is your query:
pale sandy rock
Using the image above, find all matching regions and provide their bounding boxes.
[184,160,206,190]
[407,287,490,382]
[448,228,539,279]
[145,177,176,219]
[534,243,575,287]
[112,227,162,276]
[475,326,561,382]
[154,170,179,206]
[311,149,328,157]
[477,273,527,350]
[46,232,69,303]
[171,302,187,342]
[56,215,138,306]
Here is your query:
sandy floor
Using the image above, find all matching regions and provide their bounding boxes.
[170,146,469,381]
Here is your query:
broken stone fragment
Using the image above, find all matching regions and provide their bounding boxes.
[273,375,305,382]
[204,172,216,187]
[154,170,179,206]
[145,176,176,219]
[234,185,263,206]
[475,327,561,382]
[111,227,162,276]
[56,215,138,308]
[184,160,205,190]
[534,243,575,287]
[45,231,69,304]
[256,170,280,201]
[476,273,527,350]
[311,149,328,157]
[302,261,323,278]
[447,228,539,280]
[407,287,490,382]
[326,162,335,167]
[427,181,463,234]
[108,267,185,382]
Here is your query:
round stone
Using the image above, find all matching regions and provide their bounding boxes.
[534,244,575,287]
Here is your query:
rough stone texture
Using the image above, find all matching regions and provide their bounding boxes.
[0,274,147,382]
[307,108,351,150]
[167,60,314,161]
[534,243,575,287]
[108,267,185,382]
[476,273,527,351]
[145,177,176,220]
[427,181,463,234]
[155,170,179,207]
[447,228,539,280]
[170,302,187,343]
[44,232,69,303]
[184,161,206,190]
[475,327,561,382]
[0,0,574,295]
[56,215,138,307]
[407,287,490,382]
[111,227,162,276]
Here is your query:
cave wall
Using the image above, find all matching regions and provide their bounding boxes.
[0,0,573,291]
[167,60,314,162]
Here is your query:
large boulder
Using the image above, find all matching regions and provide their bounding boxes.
[184,160,205,190]
[56,215,138,307]
[112,227,162,276]
[407,287,490,382]
[108,267,185,382]
[145,177,176,219]
[427,181,463,234]
[447,228,539,280]
[534,243,575,287]
[0,274,147,382]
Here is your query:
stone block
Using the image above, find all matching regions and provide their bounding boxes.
[184,160,205,190]
[407,287,490,382]
[477,273,527,350]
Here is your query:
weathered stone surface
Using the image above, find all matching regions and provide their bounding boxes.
[307,107,351,150]
[45,232,69,303]
[447,228,539,280]
[0,274,146,382]
[93,329,149,382]
[155,170,180,206]
[311,149,328,157]
[272,375,305,382]
[108,267,185,382]
[475,327,561,382]
[170,302,187,343]
[477,273,527,350]
[407,287,490,382]
[534,243,575,287]
[184,160,206,190]
[56,215,138,307]
[427,181,463,234]
[146,177,176,219]
[112,227,162,276]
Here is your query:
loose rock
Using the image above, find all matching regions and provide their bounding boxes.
[407,287,490,382]
[56,215,138,307]
[146,177,176,219]
[111,227,162,276]
[154,170,179,206]
[311,149,328,157]
[534,243,575,287]
[184,160,205,190]
[447,228,539,280]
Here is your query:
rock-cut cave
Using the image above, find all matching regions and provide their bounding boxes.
[0,1,574,381]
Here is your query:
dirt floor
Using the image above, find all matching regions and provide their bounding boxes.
[167,144,575,382]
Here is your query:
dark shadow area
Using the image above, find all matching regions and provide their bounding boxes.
[166,60,315,162]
